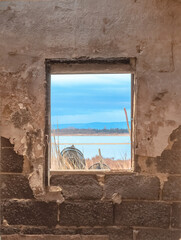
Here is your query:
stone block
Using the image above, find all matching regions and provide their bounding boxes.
[169,125,181,151]
[104,174,160,200]
[1,137,14,148]
[115,201,170,228]
[135,152,181,175]
[50,175,102,200]
[59,201,113,226]
[1,200,58,227]
[20,226,131,238]
[81,227,132,240]
[163,176,181,201]
[82,236,108,240]
[0,226,20,235]
[170,125,181,141]
[0,174,34,199]
[108,227,133,240]
[1,148,23,173]
[157,150,181,174]
[1,235,109,240]
[1,236,80,240]
[135,229,181,240]
[171,203,181,228]
[21,227,77,235]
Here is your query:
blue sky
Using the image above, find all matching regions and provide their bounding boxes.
[51,74,131,125]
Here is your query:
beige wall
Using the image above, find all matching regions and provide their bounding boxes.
[1,1,181,239]
[1,0,181,192]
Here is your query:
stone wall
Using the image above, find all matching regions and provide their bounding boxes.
[0,0,181,239]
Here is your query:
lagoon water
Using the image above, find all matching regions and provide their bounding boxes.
[52,135,131,160]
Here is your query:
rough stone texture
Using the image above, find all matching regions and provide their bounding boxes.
[157,149,181,174]
[59,201,113,226]
[135,229,181,240]
[81,227,132,240]
[50,175,102,200]
[1,226,132,239]
[115,201,170,228]
[1,148,24,173]
[104,174,160,200]
[1,235,109,240]
[1,200,58,227]
[169,125,181,151]
[1,137,14,148]
[163,176,181,201]
[11,109,32,129]
[105,228,133,240]
[1,226,78,236]
[21,227,78,235]
[82,237,109,240]
[135,153,181,175]
[0,226,21,235]
[171,203,181,229]
[0,174,34,199]
[135,125,181,174]
[0,0,181,239]
[0,0,181,192]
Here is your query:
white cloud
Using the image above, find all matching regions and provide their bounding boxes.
[51,74,131,86]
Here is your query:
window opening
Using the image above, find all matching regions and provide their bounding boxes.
[50,73,132,171]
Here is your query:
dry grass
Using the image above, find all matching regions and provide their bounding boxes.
[85,156,131,170]
[51,132,131,170]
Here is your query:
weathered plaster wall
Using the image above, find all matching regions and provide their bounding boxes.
[0,0,181,239]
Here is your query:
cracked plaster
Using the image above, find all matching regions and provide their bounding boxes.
[0,0,181,196]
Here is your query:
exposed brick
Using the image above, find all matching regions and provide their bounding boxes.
[171,140,181,151]
[169,125,181,151]
[156,125,181,174]
[1,148,23,173]
[0,174,34,199]
[108,227,133,240]
[1,200,58,227]
[80,227,108,235]
[134,155,142,173]
[115,201,170,228]
[1,235,109,240]
[170,125,181,141]
[135,126,181,175]
[21,227,78,235]
[1,226,132,239]
[136,152,181,174]
[50,175,102,200]
[81,227,132,240]
[20,226,131,238]
[104,174,160,200]
[171,203,181,228]
[1,137,14,148]
[82,236,108,240]
[0,226,20,235]
[1,236,80,240]
[135,229,181,240]
[134,155,157,174]
[157,150,181,174]
[163,176,181,201]
[20,227,54,235]
[59,201,113,226]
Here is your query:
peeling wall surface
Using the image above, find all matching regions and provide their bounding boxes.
[0,0,181,239]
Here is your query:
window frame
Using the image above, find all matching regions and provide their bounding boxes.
[45,58,136,186]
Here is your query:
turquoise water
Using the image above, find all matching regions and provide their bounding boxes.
[52,135,131,160]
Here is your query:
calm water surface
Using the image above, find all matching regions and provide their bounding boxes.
[52,135,131,160]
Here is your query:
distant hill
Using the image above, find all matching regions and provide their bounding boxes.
[52,128,129,135]
[52,121,130,130]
